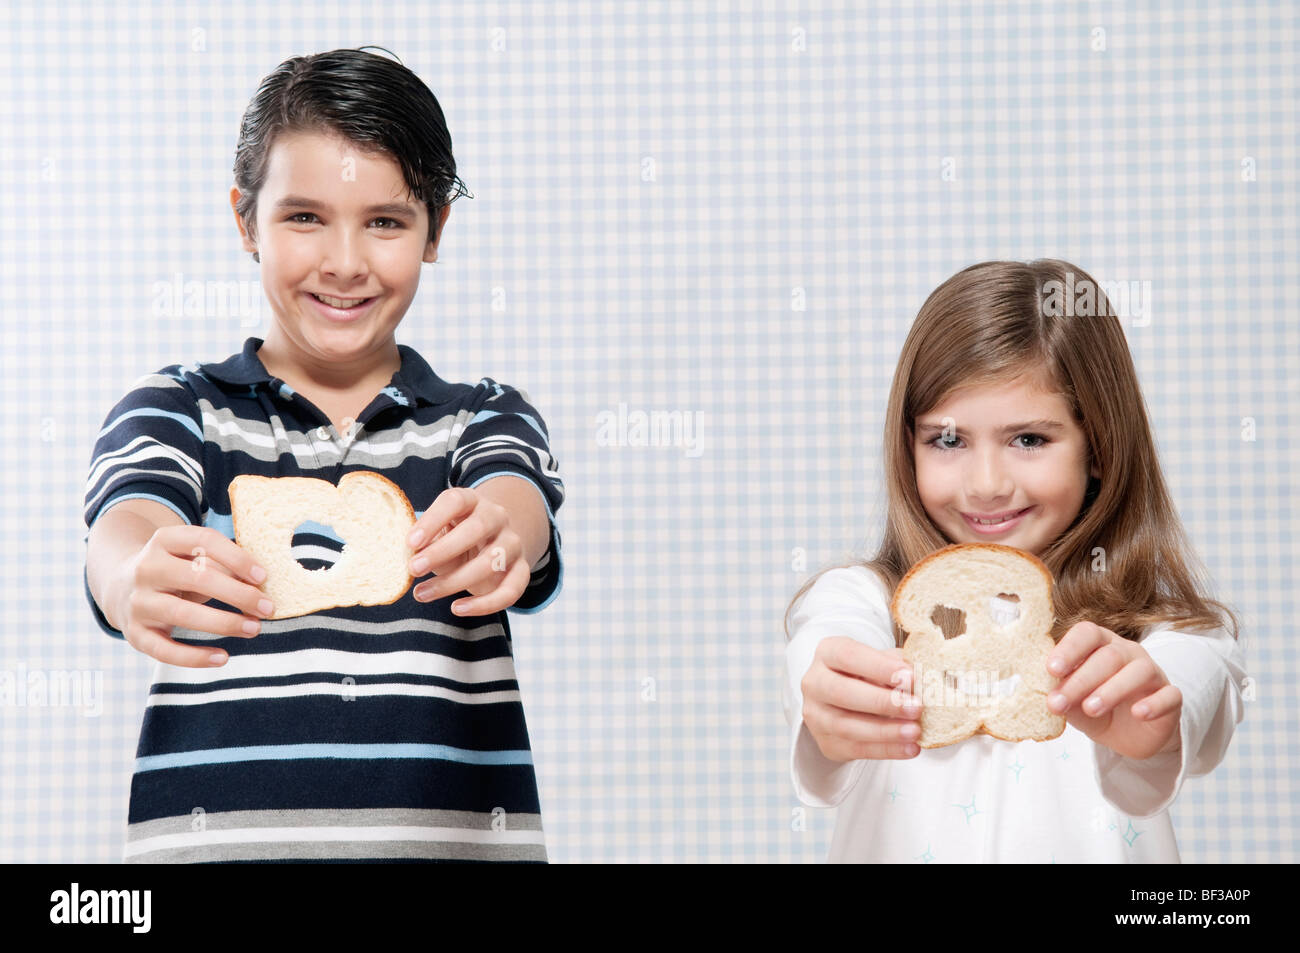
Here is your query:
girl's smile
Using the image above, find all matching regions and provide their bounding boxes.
[961,505,1034,535]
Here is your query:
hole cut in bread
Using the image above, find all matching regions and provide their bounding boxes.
[229,472,417,619]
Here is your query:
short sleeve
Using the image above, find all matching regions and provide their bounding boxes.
[785,566,897,807]
[448,379,564,613]
[82,368,206,638]
[1092,620,1247,819]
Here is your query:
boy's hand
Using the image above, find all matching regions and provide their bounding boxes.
[406,487,531,616]
[114,526,273,668]
[1045,621,1183,760]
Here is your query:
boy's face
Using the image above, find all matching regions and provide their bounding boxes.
[911,374,1100,558]
[230,128,451,372]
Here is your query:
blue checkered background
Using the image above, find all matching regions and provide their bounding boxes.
[2,0,1294,863]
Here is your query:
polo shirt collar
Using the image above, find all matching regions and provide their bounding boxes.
[200,337,458,408]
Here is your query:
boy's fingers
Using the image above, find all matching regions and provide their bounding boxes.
[166,546,274,622]
[415,539,512,601]
[141,589,263,641]
[130,624,228,669]
[408,487,478,548]
[159,524,267,585]
[448,560,531,616]
[410,515,488,575]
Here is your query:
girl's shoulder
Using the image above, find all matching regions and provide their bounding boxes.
[800,563,894,618]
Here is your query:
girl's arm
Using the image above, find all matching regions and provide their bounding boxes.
[786,567,899,807]
[1093,622,1247,818]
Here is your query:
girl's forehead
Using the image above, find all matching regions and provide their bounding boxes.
[935,375,1062,410]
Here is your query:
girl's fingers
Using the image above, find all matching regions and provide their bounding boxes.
[808,664,920,719]
[1133,683,1183,721]
[805,698,923,747]
[1078,657,1160,717]
[1049,642,1126,713]
[818,637,911,689]
[1046,621,1110,677]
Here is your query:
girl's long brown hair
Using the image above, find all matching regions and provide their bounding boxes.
[785,259,1240,648]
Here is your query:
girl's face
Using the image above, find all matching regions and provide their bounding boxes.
[231,128,449,376]
[912,374,1100,558]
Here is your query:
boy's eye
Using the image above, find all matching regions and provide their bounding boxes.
[285,212,402,229]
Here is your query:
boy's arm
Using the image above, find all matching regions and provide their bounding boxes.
[86,499,183,634]
[470,475,551,571]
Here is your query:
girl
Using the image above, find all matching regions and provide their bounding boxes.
[784,259,1246,863]
[84,48,564,862]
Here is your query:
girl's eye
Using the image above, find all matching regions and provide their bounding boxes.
[286,213,402,229]
[926,433,1049,453]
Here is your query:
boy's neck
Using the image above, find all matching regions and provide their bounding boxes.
[256,333,402,396]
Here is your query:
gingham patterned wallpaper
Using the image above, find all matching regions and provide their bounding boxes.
[2,0,1294,862]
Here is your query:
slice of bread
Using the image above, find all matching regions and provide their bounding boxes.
[891,542,1065,748]
[229,471,417,619]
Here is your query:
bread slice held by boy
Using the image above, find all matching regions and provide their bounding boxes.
[891,542,1066,748]
[229,471,417,619]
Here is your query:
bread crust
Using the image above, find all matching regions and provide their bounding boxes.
[229,471,418,618]
[891,542,1064,748]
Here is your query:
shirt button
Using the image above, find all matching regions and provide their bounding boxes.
[316,425,330,440]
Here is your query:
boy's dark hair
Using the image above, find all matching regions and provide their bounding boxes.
[233,46,471,258]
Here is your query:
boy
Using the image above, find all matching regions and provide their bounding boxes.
[83,49,563,862]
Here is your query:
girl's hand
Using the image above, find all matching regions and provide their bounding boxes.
[1046,621,1182,760]
[406,487,531,616]
[114,526,273,668]
[800,637,924,762]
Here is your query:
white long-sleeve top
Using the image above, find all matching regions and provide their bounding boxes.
[784,566,1246,863]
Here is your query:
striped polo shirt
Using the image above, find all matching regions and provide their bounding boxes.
[82,336,564,863]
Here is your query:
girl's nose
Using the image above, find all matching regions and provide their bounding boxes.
[967,450,1013,498]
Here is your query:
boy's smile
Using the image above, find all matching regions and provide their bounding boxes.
[230,128,450,392]
[912,373,1100,558]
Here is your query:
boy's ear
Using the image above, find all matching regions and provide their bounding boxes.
[230,186,257,256]
[423,204,452,263]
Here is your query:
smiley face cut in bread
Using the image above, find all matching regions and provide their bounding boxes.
[891,542,1066,748]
